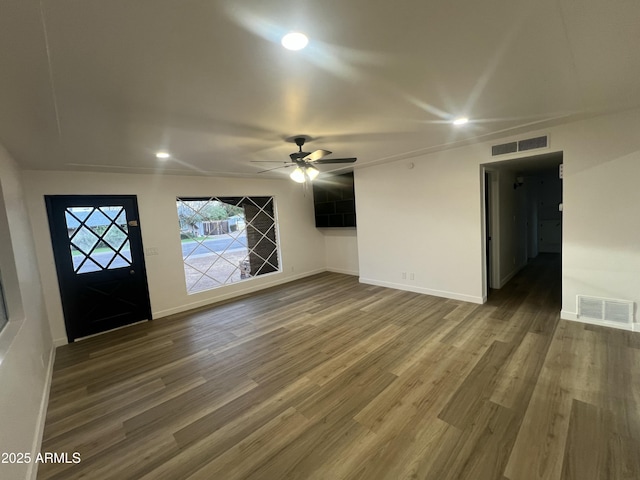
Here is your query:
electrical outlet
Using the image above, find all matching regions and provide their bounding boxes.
[291,266,295,272]
[145,247,159,256]
[410,273,415,280]
[402,272,407,280]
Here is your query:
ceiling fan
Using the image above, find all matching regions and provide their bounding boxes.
[253,136,356,183]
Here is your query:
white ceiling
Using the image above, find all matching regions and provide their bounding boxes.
[1,0,639,179]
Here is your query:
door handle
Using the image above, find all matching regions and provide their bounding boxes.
[130,270,135,275]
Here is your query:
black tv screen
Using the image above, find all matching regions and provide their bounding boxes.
[312,172,356,228]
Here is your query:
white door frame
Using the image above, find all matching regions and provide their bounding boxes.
[481,166,501,300]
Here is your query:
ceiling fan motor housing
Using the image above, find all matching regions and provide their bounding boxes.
[252,135,355,174]
[290,151,310,160]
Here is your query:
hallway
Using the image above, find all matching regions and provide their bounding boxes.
[487,252,562,314]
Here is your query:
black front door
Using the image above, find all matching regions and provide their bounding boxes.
[45,195,152,342]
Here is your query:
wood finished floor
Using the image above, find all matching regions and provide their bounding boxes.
[38,254,640,480]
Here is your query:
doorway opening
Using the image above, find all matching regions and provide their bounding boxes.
[482,151,563,300]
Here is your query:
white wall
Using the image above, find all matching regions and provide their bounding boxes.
[536,173,563,253]
[323,229,359,275]
[560,110,640,329]
[356,154,484,303]
[355,108,640,330]
[22,171,327,346]
[525,175,540,259]
[496,168,528,287]
[0,145,53,480]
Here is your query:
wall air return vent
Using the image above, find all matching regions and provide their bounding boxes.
[518,135,548,151]
[492,142,518,156]
[577,295,634,326]
[491,135,549,156]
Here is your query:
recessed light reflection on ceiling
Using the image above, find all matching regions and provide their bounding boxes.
[453,117,469,126]
[281,32,308,51]
[155,151,171,159]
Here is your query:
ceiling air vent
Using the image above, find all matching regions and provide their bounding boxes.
[491,135,549,156]
[492,142,518,156]
[577,295,634,325]
[518,135,548,152]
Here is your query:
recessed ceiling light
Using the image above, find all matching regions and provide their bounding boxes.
[453,117,469,126]
[281,32,308,51]
[155,151,170,159]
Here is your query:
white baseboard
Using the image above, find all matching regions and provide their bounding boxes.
[27,344,56,480]
[326,267,359,276]
[153,269,326,319]
[561,310,637,332]
[560,310,578,321]
[498,262,526,289]
[499,270,517,289]
[358,277,484,304]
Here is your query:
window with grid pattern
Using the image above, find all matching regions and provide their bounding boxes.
[176,196,281,294]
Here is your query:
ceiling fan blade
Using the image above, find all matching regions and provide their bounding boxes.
[312,158,357,164]
[257,165,293,174]
[303,149,332,162]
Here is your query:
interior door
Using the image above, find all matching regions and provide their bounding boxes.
[484,171,492,295]
[45,195,152,342]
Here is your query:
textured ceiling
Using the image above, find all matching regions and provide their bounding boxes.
[0,0,638,178]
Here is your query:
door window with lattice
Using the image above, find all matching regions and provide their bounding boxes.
[64,206,132,274]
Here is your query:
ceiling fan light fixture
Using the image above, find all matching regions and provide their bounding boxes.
[290,166,306,183]
[155,151,171,159]
[281,32,308,51]
[452,117,469,126]
[306,166,319,181]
